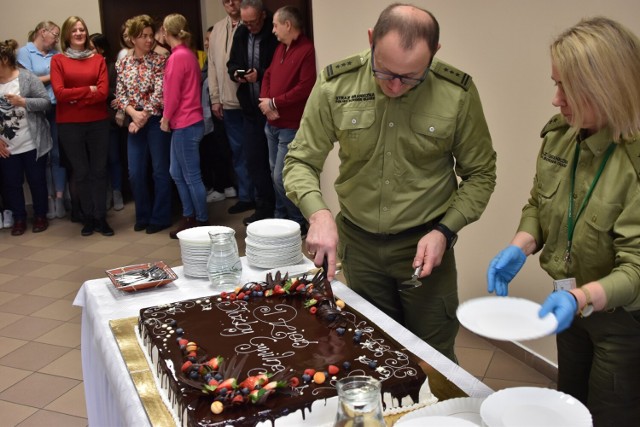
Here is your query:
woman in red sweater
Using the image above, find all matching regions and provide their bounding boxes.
[51,16,113,236]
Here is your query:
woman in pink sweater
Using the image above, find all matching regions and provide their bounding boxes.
[159,14,207,238]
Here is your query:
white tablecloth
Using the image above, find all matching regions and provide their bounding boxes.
[73,258,492,427]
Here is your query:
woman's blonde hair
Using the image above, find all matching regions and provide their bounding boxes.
[163,14,191,44]
[28,21,60,43]
[60,16,92,51]
[128,15,155,40]
[551,17,640,142]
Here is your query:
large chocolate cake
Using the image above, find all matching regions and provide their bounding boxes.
[138,272,434,426]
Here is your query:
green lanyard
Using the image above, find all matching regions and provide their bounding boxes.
[564,141,616,264]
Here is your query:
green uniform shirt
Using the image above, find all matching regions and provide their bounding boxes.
[518,114,640,310]
[283,49,496,234]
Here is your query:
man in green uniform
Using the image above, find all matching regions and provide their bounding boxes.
[282,3,496,361]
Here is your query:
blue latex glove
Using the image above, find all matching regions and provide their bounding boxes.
[487,245,526,296]
[539,291,578,333]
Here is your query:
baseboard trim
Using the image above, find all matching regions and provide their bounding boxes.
[486,338,558,383]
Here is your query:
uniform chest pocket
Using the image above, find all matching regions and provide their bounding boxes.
[407,113,454,158]
[537,176,561,199]
[579,197,621,265]
[535,176,563,240]
[335,108,376,159]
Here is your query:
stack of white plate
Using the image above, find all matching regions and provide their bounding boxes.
[246,219,303,269]
[176,225,235,278]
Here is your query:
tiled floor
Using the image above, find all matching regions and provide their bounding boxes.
[0,198,555,426]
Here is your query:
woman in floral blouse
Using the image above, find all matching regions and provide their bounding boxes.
[115,14,172,233]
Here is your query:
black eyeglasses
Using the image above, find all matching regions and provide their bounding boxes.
[370,45,429,87]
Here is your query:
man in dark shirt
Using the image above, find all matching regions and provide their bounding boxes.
[227,0,278,225]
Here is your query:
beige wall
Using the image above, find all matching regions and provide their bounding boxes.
[5,0,639,363]
[4,0,225,46]
[311,0,640,364]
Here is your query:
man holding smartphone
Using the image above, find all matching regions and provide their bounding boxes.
[227,0,279,225]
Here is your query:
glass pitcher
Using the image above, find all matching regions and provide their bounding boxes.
[206,230,242,291]
[334,376,386,427]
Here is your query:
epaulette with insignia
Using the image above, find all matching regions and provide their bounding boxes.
[622,138,640,177]
[540,114,569,137]
[430,60,472,91]
[324,54,365,80]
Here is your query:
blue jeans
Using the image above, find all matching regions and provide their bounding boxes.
[46,106,67,195]
[265,123,304,224]
[128,116,172,226]
[243,113,274,212]
[223,109,254,202]
[169,121,207,222]
[0,149,48,221]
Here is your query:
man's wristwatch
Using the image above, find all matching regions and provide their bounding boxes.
[433,223,458,250]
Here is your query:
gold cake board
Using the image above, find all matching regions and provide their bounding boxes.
[110,317,466,426]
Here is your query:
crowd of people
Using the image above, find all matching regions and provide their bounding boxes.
[2,2,640,423]
[0,0,314,239]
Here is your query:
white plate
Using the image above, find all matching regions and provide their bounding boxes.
[395,397,484,426]
[246,218,300,238]
[395,415,478,427]
[480,387,592,427]
[176,225,234,242]
[457,297,557,341]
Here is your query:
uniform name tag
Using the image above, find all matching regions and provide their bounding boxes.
[553,278,577,292]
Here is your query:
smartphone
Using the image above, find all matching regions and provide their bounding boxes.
[236,69,247,77]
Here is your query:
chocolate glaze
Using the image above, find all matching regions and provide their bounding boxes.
[139,291,427,427]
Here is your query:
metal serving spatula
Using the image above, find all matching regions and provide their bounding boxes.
[399,266,423,291]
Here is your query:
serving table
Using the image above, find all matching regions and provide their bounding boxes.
[73,258,492,427]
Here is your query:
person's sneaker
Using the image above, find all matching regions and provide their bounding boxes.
[94,218,114,236]
[169,216,196,239]
[224,187,237,198]
[113,190,124,211]
[3,210,14,228]
[11,219,26,236]
[46,198,56,219]
[228,201,255,214]
[146,224,170,234]
[55,198,66,218]
[81,219,94,236]
[32,216,49,233]
[206,190,225,203]
[242,210,272,226]
[134,222,148,232]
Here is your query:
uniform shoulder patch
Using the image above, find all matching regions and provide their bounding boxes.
[430,60,472,90]
[540,114,569,138]
[621,138,640,177]
[324,54,365,80]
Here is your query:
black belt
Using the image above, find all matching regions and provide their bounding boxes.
[342,215,443,239]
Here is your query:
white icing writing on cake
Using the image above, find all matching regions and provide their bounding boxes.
[216,300,319,374]
[217,300,258,336]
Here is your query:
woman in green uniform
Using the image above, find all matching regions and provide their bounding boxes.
[487,17,640,425]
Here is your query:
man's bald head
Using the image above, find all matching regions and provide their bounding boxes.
[371,3,439,54]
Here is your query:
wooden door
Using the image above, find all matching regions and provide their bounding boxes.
[99,0,203,58]
[264,0,313,40]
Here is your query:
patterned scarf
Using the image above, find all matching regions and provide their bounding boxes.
[65,48,93,59]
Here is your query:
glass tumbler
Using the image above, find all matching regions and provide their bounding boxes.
[334,376,386,427]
